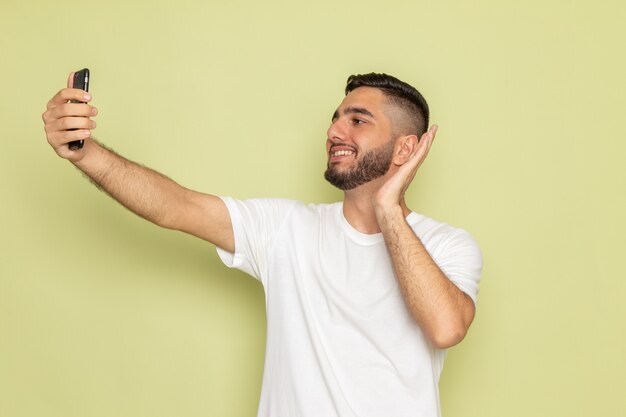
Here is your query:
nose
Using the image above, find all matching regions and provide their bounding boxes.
[327,118,346,143]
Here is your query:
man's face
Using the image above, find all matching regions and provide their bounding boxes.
[324,87,396,191]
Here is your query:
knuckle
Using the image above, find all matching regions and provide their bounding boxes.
[59,89,72,102]
[46,132,56,145]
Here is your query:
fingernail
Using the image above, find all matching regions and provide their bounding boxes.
[81,130,90,137]
[84,93,92,101]
[92,107,98,115]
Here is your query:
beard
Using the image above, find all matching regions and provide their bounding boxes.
[324,140,395,191]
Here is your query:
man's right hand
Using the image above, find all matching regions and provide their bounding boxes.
[42,71,98,162]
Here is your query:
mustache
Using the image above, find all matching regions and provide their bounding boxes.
[329,144,357,153]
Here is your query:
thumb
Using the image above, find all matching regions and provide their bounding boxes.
[67,71,75,88]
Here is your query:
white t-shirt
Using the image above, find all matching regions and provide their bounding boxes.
[216,197,482,417]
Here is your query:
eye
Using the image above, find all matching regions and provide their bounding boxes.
[352,118,365,125]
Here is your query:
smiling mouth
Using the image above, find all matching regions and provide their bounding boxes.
[329,145,357,160]
[331,149,355,157]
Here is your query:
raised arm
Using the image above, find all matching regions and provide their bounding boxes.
[374,126,475,349]
[41,72,234,252]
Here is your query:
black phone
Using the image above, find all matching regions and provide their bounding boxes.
[68,68,90,151]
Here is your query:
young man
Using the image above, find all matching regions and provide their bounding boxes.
[42,72,482,417]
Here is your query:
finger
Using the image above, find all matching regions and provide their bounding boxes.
[419,125,437,144]
[412,134,431,158]
[47,129,92,148]
[46,116,96,133]
[405,131,435,168]
[400,147,427,175]
[46,102,98,120]
[428,124,438,140]
[415,125,437,156]
[46,88,92,110]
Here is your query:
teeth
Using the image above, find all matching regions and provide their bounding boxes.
[332,150,355,157]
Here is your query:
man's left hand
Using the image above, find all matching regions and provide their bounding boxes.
[374,125,438,214]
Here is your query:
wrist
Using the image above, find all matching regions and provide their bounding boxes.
[70,137,95,165]
[374,202,404,226]
[72,139,110,175]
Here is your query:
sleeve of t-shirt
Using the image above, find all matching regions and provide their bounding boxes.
[435,229,483,306]
[215,197,298,285]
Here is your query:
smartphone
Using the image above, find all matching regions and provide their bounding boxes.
[68,68,90,151]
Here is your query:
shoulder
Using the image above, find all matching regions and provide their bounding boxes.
[220,197,342,222]
[408,212,482,261]
[254,199,342,216]
[220,196,300,214]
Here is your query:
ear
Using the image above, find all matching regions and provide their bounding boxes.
[393,135,419,166]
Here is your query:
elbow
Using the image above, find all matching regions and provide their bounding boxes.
[428,310,474,349]
[430,325,468,349]
[429,295,476,349]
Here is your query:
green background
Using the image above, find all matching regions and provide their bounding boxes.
[1,0,625,416]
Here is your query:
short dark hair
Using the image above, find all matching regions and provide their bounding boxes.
[345,73,429,136]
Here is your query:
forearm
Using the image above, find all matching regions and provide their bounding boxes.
[73,138,189,228]
[376,205,474,348]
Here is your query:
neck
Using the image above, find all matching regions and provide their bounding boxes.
[342,178,411,234]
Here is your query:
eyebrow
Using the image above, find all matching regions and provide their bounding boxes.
[331,106,375,121]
